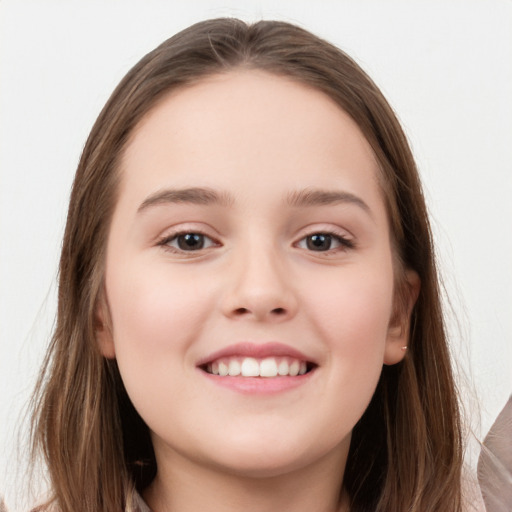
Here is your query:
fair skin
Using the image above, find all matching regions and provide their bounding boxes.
[97,70,417,512]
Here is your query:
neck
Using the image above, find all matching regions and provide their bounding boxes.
[143,445,350,512]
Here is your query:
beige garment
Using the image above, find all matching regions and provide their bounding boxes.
[131,490,152,512]
[478,395,512,512]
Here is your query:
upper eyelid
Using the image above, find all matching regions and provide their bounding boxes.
[158,230,219,245]
[295,232,354,247]
[155,222,221,241]
[294,224,354,240]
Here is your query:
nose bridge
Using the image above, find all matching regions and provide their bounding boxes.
[222,235,297,321]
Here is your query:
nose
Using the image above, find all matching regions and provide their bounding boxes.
[221,243,298,323]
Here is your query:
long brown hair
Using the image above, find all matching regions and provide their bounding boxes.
[30,18,463,512]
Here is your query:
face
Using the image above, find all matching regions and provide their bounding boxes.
[98,70,413,479]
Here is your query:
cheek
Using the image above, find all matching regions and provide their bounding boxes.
[306,263,394,349]
[105,260,214,378]
[313,265,394,420]
[104,260,218,428]
[301,258,395,403]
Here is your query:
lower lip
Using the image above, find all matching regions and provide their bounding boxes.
[200,369,315,394]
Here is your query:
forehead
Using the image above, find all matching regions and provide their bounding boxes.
[119,70,383,214]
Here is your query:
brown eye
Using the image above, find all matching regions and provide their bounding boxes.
[162,232,217,252]
[306,234,333,251]
[296,232,354,253]
[177,233,205,250]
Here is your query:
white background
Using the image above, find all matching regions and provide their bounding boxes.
[1,1,511,509]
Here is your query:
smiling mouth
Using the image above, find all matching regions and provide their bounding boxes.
[201,356,316,378]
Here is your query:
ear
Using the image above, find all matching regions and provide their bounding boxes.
[384,269,420,365]
[94,294,116,359]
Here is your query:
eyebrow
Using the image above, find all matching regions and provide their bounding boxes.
[137,186,372,217]
[138,187,234,212]
[286,188,372,216]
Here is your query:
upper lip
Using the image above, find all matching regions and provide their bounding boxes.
[196,342,316,366]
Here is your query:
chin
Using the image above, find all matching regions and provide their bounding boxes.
[208,451,316,480]
[198,430,349,480]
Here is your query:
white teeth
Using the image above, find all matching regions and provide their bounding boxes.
[289,360,300,376]
[260,358,278,377]
[228,359,241,376]
[241,357,260,377]
[206,356,311,377]
[218,361,229,377]
[278,359,289,376]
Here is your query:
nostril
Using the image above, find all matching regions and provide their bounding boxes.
[232,307,286,317]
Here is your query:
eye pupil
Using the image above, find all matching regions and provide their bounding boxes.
[177,233,204,250]
[307,234,331,251]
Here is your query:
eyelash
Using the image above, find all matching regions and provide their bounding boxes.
[295,231,355,253]
[157,230,355,255]
[157,231,220,254]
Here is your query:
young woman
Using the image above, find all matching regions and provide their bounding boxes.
[30,18,466,512]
